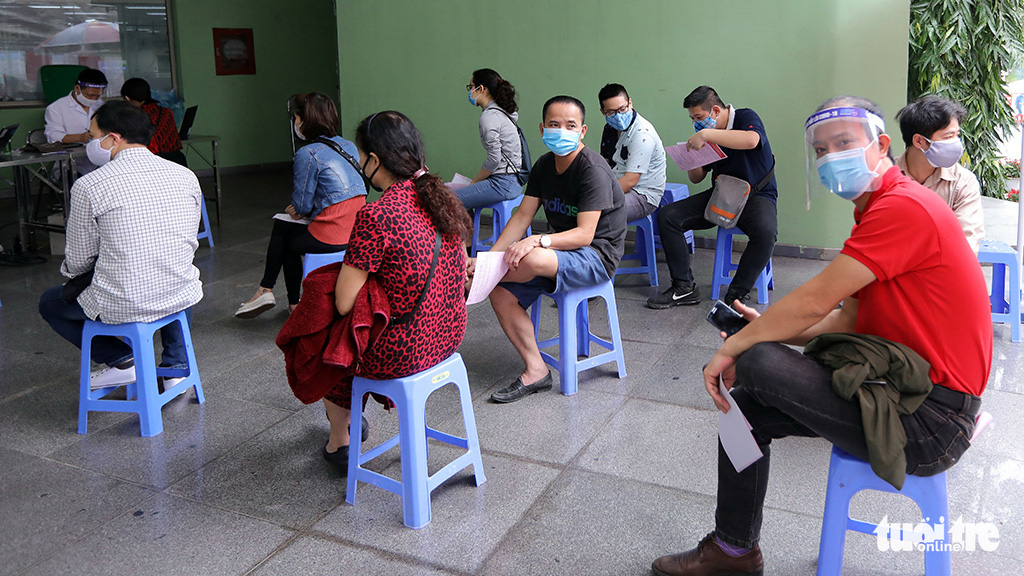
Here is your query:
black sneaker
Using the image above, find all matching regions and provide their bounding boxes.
[722,288,751,309]
[647,283,701,309]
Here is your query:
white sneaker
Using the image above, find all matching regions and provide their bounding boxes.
[90,365,136,390]
[235,291,276,319]
[160,376,187,396]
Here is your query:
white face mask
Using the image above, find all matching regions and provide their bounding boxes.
[74,90,101,107]
[86,134,113,166]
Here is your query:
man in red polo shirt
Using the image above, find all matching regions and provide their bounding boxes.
[650,95,992,576]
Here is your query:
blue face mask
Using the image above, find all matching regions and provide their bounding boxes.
[693,112,717,132]
[815,144,881,201]
[542,128,581,156]
[606,110,633,132]
[468,87,478,106]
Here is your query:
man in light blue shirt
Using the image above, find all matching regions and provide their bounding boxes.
[598,83,666,222]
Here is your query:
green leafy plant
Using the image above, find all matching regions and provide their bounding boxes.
[908,0,1024,198]
[1001,158,1022,180]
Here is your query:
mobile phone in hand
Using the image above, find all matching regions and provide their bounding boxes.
[706,300,749,337]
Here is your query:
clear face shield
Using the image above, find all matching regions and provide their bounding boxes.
[803,107,887,208]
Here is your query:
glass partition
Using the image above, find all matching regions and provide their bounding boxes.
[0,0,174,106]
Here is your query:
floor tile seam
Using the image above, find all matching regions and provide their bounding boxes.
[11,487,169,576]
[240,530,307,576]
[162,486,319,532]
[34,454,169,492]
[292,528,474,576]
[473,461,578,574]
[471,389,638,569]
[46,400,296,490]
[0,382,63,407]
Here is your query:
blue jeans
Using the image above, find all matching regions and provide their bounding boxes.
[658,190,777,292]
[38,285,192,369]
[456,173,522,210]
[715,342,980,548]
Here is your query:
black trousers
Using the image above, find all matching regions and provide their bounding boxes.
[261,219,346,304]
[715,342,979,548]
[657,190,777,293]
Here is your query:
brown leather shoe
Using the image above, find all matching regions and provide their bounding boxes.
[651,532,763,576]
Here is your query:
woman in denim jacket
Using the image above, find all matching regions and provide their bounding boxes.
[236,93,366,318]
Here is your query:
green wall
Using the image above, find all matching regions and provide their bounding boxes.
[0,0,339,169]
[337,0,911,251]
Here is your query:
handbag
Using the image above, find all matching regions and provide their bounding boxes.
[704,157,775,229]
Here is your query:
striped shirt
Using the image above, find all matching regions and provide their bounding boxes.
[61,147,204,323]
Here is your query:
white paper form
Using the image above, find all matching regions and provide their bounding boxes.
[446,172,472,192]
[272,212,311,225]
[466,251,509,305]
[717,376,764,473]
[665,142,728,171]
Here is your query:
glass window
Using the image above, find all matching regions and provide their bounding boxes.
[0,1,174,106]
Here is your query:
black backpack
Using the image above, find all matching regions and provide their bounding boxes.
[496,109,531,186]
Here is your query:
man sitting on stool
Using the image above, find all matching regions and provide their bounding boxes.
[895,95,984,254]
[38,101,203,391]
[648,86,777,310]
[473,95,626,404]
[597,83,666,222]
[650,95,991,576]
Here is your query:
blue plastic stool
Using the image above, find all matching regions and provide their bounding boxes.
[196,196,214,248]
[78,310,205,437]
[653,183,695,254]
[977,239,1021,343]
[529,279,627,395]
[816,412,992,576]
[615,214,659,286]
[471,195,532,257]
[710,227,773,304]
[302,250,347,280]
[346,353,486,529]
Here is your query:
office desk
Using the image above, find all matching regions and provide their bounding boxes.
[182,135,221,224]
[0,149,76,246]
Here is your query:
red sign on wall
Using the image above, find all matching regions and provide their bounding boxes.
[213,28,256,76]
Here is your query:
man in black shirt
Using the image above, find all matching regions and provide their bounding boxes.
[478,95,626,403]
[647,86,777,310]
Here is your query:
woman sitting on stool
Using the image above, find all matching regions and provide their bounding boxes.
[120,77,187,167]
[458,68,524,210]
[318,110,471,471]
[236,93,366,318]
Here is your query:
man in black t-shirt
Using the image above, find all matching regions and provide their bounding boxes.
[647,86,778,310]
[472,95,626,404]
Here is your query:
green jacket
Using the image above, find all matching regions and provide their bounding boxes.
[804,333,932,490]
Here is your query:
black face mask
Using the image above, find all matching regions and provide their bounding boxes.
[361,155,383,193]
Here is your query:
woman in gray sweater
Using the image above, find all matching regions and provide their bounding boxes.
[459,68,524,209]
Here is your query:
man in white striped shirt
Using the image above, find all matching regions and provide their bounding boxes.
[39,101,204,389]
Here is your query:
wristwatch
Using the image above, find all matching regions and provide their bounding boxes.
[539,234,551,248]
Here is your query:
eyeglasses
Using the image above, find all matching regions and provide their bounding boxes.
[466,84,477,92]
[602,103,630,117]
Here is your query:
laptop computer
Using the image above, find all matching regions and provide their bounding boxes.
[178,106,198,140]
[0,124,19,152]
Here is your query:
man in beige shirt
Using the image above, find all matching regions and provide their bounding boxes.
[895,95,984,253]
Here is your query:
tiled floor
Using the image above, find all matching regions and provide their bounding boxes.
[1,170,1022,575]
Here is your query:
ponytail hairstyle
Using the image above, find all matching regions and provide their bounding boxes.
[354,111,472,239]
[472,68,518,114]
